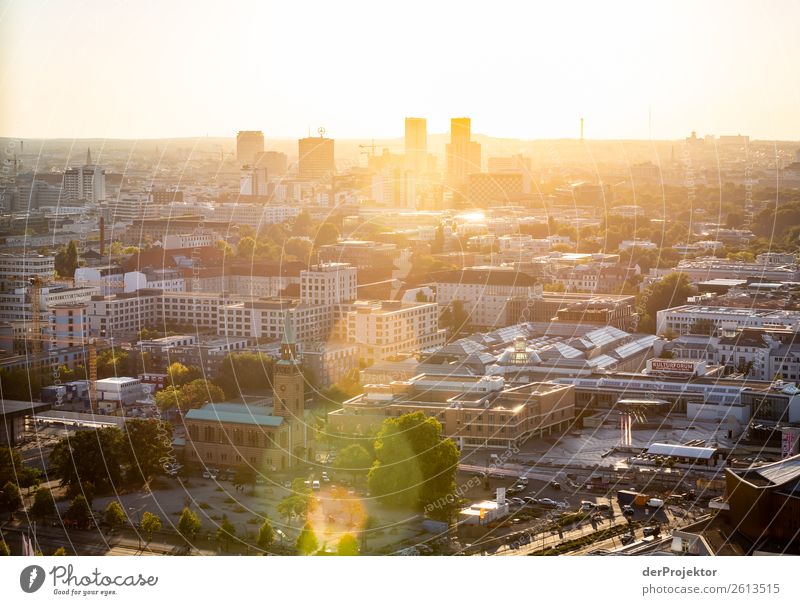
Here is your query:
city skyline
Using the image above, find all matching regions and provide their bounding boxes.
[2,0,800,140]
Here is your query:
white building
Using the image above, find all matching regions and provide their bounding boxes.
[344,300,445,364]
[657,305,800,337]
[96,377,143,411]
[0,254,55,281]
[163,232,215,250]
[434,267,541,330]
[300,263,357,306]
[63,164,106,203]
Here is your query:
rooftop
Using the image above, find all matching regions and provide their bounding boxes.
[184,403,283,427]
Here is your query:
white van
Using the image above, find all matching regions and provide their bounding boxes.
[646,498,664,508]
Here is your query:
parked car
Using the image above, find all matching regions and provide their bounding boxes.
[549,480,561,490]
[508,497,526,507]
[622,505,635,517]
[596,503,611,511]
[312,480,321,491]
[620,532,634,545]
[643,526,661,537]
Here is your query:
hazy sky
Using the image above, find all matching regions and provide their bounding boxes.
[1,0,798,141]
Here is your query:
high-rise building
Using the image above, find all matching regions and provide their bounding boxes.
[404,117,427,175]
[255,150,288,177]
[236,130,265,165]
[298,136,335,180]
[63,149,106,203]
[239,166,268,196]
[446,117,481,192]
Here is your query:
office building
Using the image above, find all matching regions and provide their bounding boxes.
[446,117,481,190]
[298,136,335,180]
[328,374,574,450]
[404,117,427,175]
[63,161,106,203]
[236,131,265,165]
[255,151,288,177]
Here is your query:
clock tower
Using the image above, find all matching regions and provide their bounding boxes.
[273,310,304,418]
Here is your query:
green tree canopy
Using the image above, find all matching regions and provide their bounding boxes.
[65,494,92,523]
[215,352,274,397]
[257,518,275,551]
[334,444,373,481]
[124,418,173,483]
[337,533,359,556]
[178,507,201,541]
[141,511,162,544]
[0,481,23,519]
[29,487,56,519]
[50,427,125,490]
[104,501,127,528]
[368,412,459,511]
[296,522,319,555]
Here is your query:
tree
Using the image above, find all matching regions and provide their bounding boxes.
[166,362,197,387]
[65,494,92,524]
[55,240,79,278]
[52,547,67,556]
[177,507,201,541]
[155,379,224,412]
[124,418,173,483]
[216,514,236,549]
[236,236,256,259]
[0,482,22,519]
[277,494,311,524]
[283,237,313,262]
[215,352,274,397]
[96,348,135,379]
[104,501,126,529]
[313,222,340,248]
[291,210,313,237]
[296,522,319,555]
[368,412,459,512]
[0,447,22,487]
[50,427,125,490]
[234,466,256,488]
[638,272,694,334]
[257,518,275,551]
[0,541,9,556]
[439,300,470,339]
[29,488,56,519]
[725,211,744,229]
[337,533,359,556]
[17,466,41,492]
[334,444,373,482]
[140,511,162,544]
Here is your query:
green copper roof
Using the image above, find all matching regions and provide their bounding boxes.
[185,403,283,427]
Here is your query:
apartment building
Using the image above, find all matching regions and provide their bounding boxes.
[343,300,445,364]
[434,266,540,330]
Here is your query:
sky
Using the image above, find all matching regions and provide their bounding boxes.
[1,0,798,141]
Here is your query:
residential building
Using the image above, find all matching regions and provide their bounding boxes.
[343,300,445,364]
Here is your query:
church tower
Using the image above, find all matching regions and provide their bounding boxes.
[273,310,304,419]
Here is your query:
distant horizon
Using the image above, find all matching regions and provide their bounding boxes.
[3,1,800,141]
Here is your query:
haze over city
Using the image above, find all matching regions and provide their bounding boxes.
[2,0,800,588]
[2,0,800,140]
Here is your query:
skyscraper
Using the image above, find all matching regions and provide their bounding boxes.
[298,135,335,181]
[446,117,481,192]
[236,130,264,165]
[63,148,105,203]
[404,117,427,175]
